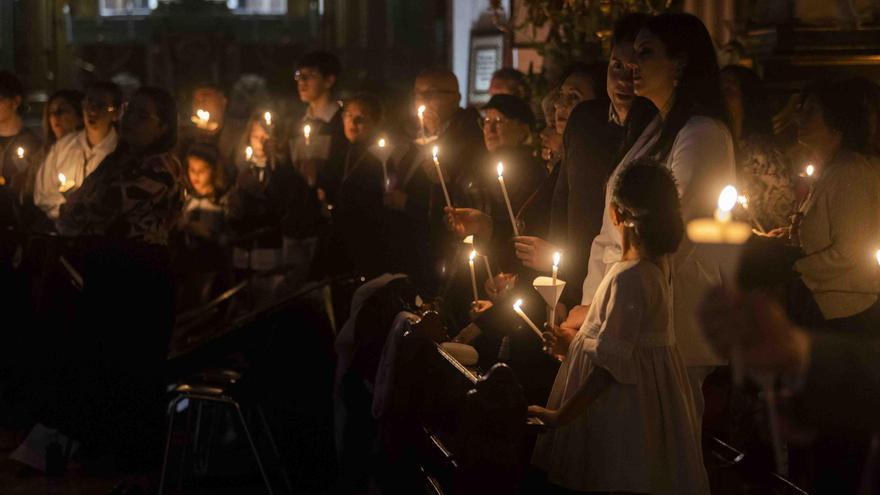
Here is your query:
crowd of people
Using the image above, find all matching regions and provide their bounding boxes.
[1,8,880,494]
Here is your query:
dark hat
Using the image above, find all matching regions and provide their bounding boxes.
[482,94,535,129]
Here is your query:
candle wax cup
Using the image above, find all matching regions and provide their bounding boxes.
[532,276,567,308]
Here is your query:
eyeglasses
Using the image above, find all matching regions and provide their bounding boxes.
[82,98,116,114]
[480,116,509,129]
[294,70,322,82]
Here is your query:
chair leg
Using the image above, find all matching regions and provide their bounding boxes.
[158,396,181,495]
[258,405,293,493]
[234,403,274,494]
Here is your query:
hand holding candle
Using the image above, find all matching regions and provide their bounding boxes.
[497,162,519,236]
[58,173,75,193]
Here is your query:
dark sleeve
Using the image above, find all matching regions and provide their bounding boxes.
[549,159,568,245]
[795,333,880,433]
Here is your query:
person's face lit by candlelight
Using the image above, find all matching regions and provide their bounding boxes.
[414,71,460,136]
[795,94,841,157]
[120,94,166,152]
[482,108,529,152]
[296,67,335,105]
[629,28,682,112]
[248,121,270,160]
[607,41,636,123]
[191,86,227,127]
[342,101,377,144]
[47,96,81,140]
[554,72,596,134]
[187,155,215,197]
[82,88,118,136]
[0,93,20,126]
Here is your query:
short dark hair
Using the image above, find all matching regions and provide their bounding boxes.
[612,161,683,256]
[491,68,531,100]
[344,93,384,123]
[42,89,85,146]
[296,51,342,79]
[84,81,124,109]
[185,142,227,193]
[561,61,608,101]
[133,86,178,155]
[800,77,874,154]
[612,12,650,46]
[0,71,24,100]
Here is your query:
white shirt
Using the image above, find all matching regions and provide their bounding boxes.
[34,128,118,219]
[795,151,880,319]
[582,115,736,367]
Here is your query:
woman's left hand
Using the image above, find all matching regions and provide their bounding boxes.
[527,405,560,426]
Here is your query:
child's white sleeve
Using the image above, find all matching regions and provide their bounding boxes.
[587,271,644,385]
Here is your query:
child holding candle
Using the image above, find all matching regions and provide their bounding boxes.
[530,165,708,494]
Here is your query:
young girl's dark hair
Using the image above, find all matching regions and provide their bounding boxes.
[185,142,227,195]
[612,161,683,256]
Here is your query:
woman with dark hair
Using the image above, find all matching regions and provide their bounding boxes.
[721,65,795,230]
[46,86,183,483]
[564,12,736,419]
[42,90,84,149]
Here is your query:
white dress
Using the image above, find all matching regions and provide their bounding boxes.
[533,259,709,494]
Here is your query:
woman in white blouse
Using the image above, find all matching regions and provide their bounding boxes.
[785,78,880,333]
[34,81,120,221]
[558,13,736,416]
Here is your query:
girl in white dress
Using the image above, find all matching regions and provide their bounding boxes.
[530,163,709,494]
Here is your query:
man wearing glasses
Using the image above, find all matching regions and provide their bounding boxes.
[34,82,121,225]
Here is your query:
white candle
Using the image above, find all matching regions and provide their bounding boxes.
[16,147,25,159]
[497,162,519,236]
[58,172,74,193]
[468,250,479,304]
[549,251,561,326]
[737,194,766,234]
[378,138,389,190]
[482,255,494,282]
[432,146,453,210]
[804,163,815,178]
[303,124,311,147]
[686,185,751,245]
[194,109,210,129]
[245,146,253,161]
[513,299,544,340]
[263,111,272,128]
[417,104,426,139]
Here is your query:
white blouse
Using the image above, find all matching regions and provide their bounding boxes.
[34,128,118,219]
[795,151,880,320]
[581,114,736,367]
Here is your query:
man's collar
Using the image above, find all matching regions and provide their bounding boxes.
[608,103,623,126]
[306,100,341,124]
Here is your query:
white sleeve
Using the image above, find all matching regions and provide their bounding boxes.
[33,143,63,219]
[581,209,616,305]
[667,117,736,221]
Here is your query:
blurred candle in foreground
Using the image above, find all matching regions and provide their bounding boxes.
[303,124,311,147]
[497,162,519,236]
[16,147,25,159]
[245,146,253,161]
[263,111,272,128]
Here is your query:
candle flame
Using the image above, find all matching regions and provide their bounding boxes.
[469,250,477,261]
[805,164,815,177]
[263,111,272,126]
[496,162,504,178]
[432,145,439,161]
[737,194,749,209]
[718,185,738,213]
[196,109,210,122]
[463,235,474,245]
[245,146,253,160]
[553,251,561,267]
[378,138,386,148]
[417,105,426,118]
[513,299,523,311]
[303,124,311,139]
[16,147,24,159]
[58,173,66,184]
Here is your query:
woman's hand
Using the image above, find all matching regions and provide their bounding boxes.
[560,304,588,332]
[761,227,790,239]
[527,405,561,426]
[485,272,516,302]
[469,300,493,321]
[513,236,558,271]
[383,190,408,211]
[445,207,492,238]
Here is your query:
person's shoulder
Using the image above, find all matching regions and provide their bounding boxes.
[832,151,880,183]
[53,130,82,152]
[683,115,732,139]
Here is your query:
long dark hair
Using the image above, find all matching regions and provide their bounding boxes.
[643,13,729,160]
[42,89,84,148]
[612,160,683,256]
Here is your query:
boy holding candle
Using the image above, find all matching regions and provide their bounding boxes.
[0,71,42,234]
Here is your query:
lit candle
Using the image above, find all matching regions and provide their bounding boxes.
[192,109,210,129]
[245,146,253,161]
[804,164,815,178]
[16,147,25,159]
[58,172,74,193]
[417,104,426,139]
[468,250,479,304]
[875,249,880,266]
[378,138,389,190]
[303,124,311,147]
[513,299,544,341]
[737,193,766,234]
[432,145,454,210]
[496,162,519,236]
[686,185,751,244]
[549,251,561,326]
[263,111,272,128]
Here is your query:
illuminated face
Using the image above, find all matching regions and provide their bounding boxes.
[248,121,270,159]
[343,101,377,143]
[191,87,227,125]
[482,108,529,152]
[607,42,636,123]
[187,156,215,196]
[82,88,118,136]
[47,97,81,140]
[554,73,596,134]
[631,29,680,108]
[296,67,335,104]
[414,76,460,135]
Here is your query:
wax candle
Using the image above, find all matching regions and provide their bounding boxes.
[432,146,454,210]
[303,124,311,147]
[513,299,544,340]
[378,138,389,190]
[876,249,880,266]
[192,109,211,129]
[737,194,766,234]
[263,111,272,128]
[58,173,74,193]
[496,162,519,236]
[16,147,25,159]
[417,104,426,139]
[245,146,253,161]
[468,250,479,304]
[686,185,751,245]
[549,251,561,326]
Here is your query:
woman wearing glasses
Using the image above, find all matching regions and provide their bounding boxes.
[34,82,121,223]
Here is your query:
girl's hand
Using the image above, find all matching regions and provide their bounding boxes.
[485,272,516,301]
[548,324,577,357]
[469,300,493,321]
[445,207,491,238]
[513,236,558,271]
[527,405,560,426]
